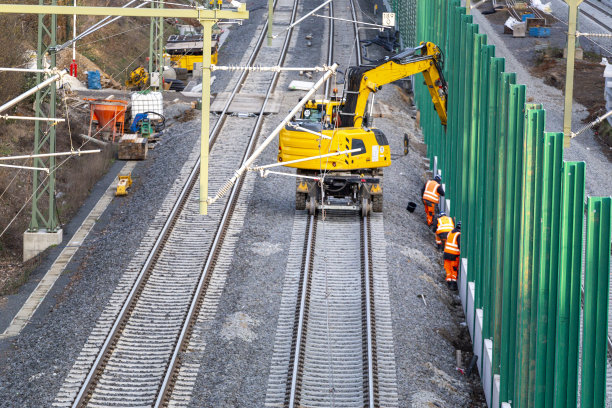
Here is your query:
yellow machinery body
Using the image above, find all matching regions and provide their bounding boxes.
[279,125,391,171]
[169,51,217,70]
[278,42,448,214]
[125,67,149,90]
[116,173,133,196]
[167,32,219,71]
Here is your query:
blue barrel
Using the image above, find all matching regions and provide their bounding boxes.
[87,70,101,90]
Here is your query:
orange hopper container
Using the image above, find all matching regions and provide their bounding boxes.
[85,98,129,142]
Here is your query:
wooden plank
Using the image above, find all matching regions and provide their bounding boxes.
[209,92,282,113]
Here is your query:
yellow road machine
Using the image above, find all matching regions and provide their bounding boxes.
[278,42,449,215]
[166,31,220,71]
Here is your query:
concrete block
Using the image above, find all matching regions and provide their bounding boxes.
[460,258,468,315]
[474,309,483,373]
[563,46,584,60]
[467,281,475,338]
[512,22,526,37]
[493,374,501,408]
[483,338,493,406]
[440,186,447,213]
[23,229,63,262]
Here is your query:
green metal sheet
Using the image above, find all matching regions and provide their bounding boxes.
[581,196,611,408]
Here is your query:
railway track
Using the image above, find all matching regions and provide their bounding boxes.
[285,213,378,407]
[53,0,301,405]
[583,0,612,31]
[264,212,399,407]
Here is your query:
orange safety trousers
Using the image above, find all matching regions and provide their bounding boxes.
[444,257,459,282]
[423,200,435,226]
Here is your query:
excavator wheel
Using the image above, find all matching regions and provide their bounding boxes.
[361,198,371,217]
[372,195,383,213]
[307,196,317,216]
[296,192,307,211]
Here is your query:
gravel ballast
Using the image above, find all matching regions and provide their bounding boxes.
[0,0,510,406]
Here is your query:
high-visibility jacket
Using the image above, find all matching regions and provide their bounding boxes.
[423,180,441,203]
[437,216,454,234]
[445,231,461,256]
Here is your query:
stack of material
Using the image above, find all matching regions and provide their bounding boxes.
[118,134,148,160]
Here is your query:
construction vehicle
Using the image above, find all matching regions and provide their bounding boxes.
[125,66,149,90]
[278,42,448,215]
[166,32,220,71]
[116,173,133,196]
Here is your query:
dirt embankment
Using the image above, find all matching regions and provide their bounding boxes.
[0,3,156,294]
[482,8,612,153]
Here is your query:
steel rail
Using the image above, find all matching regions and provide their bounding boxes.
[362,215,376,408]
[71,147,200,407]
[155,0,301,403]
[349,0,362,65]
[70,1,288,405]
[324,0,334,99]
[208,0,279,145]
[286,214,379,407]
[583,0,612,31]
[287,214,317,407]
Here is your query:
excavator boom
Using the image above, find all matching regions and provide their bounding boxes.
[340,42,448,128]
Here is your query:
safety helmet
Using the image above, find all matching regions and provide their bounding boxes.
[434,174,441,182]
[439,211,446,217]
[456,221,461,230]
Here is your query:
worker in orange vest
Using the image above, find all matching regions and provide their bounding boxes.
[421,174,445,227]
[435,212,454,250]
[443,221,461,291]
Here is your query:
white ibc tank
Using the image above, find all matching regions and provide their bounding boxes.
[131,91,163,120]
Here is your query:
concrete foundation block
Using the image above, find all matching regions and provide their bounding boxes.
[23,229,62,262]
[467,281,475,338]
[460,258,468,315]
[563,45,584,60]
[483,339,493,406]
[493,374,501,408]
[474,309,483,373]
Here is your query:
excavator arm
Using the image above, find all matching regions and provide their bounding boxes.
[340,42,448,128]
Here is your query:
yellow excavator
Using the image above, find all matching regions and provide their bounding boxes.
[125,66,149,90]
[278,41,448,215]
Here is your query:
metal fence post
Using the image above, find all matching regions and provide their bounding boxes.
[459,22,477,224]
[554,161,585,408]
[499,83,525,403]
[469,33,486,309]
[534,132,564,408]
[581,196,611,408]
[528,106,546,407]
[514,106,542,408]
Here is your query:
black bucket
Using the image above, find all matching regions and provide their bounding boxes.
[406,202,417,213]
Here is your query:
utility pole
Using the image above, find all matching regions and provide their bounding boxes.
[23,0,60,261]
[149,0,164,90]
[0,4,249,259]
[563,0,583,147]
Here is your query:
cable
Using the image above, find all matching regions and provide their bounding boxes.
[75,23,150,49]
